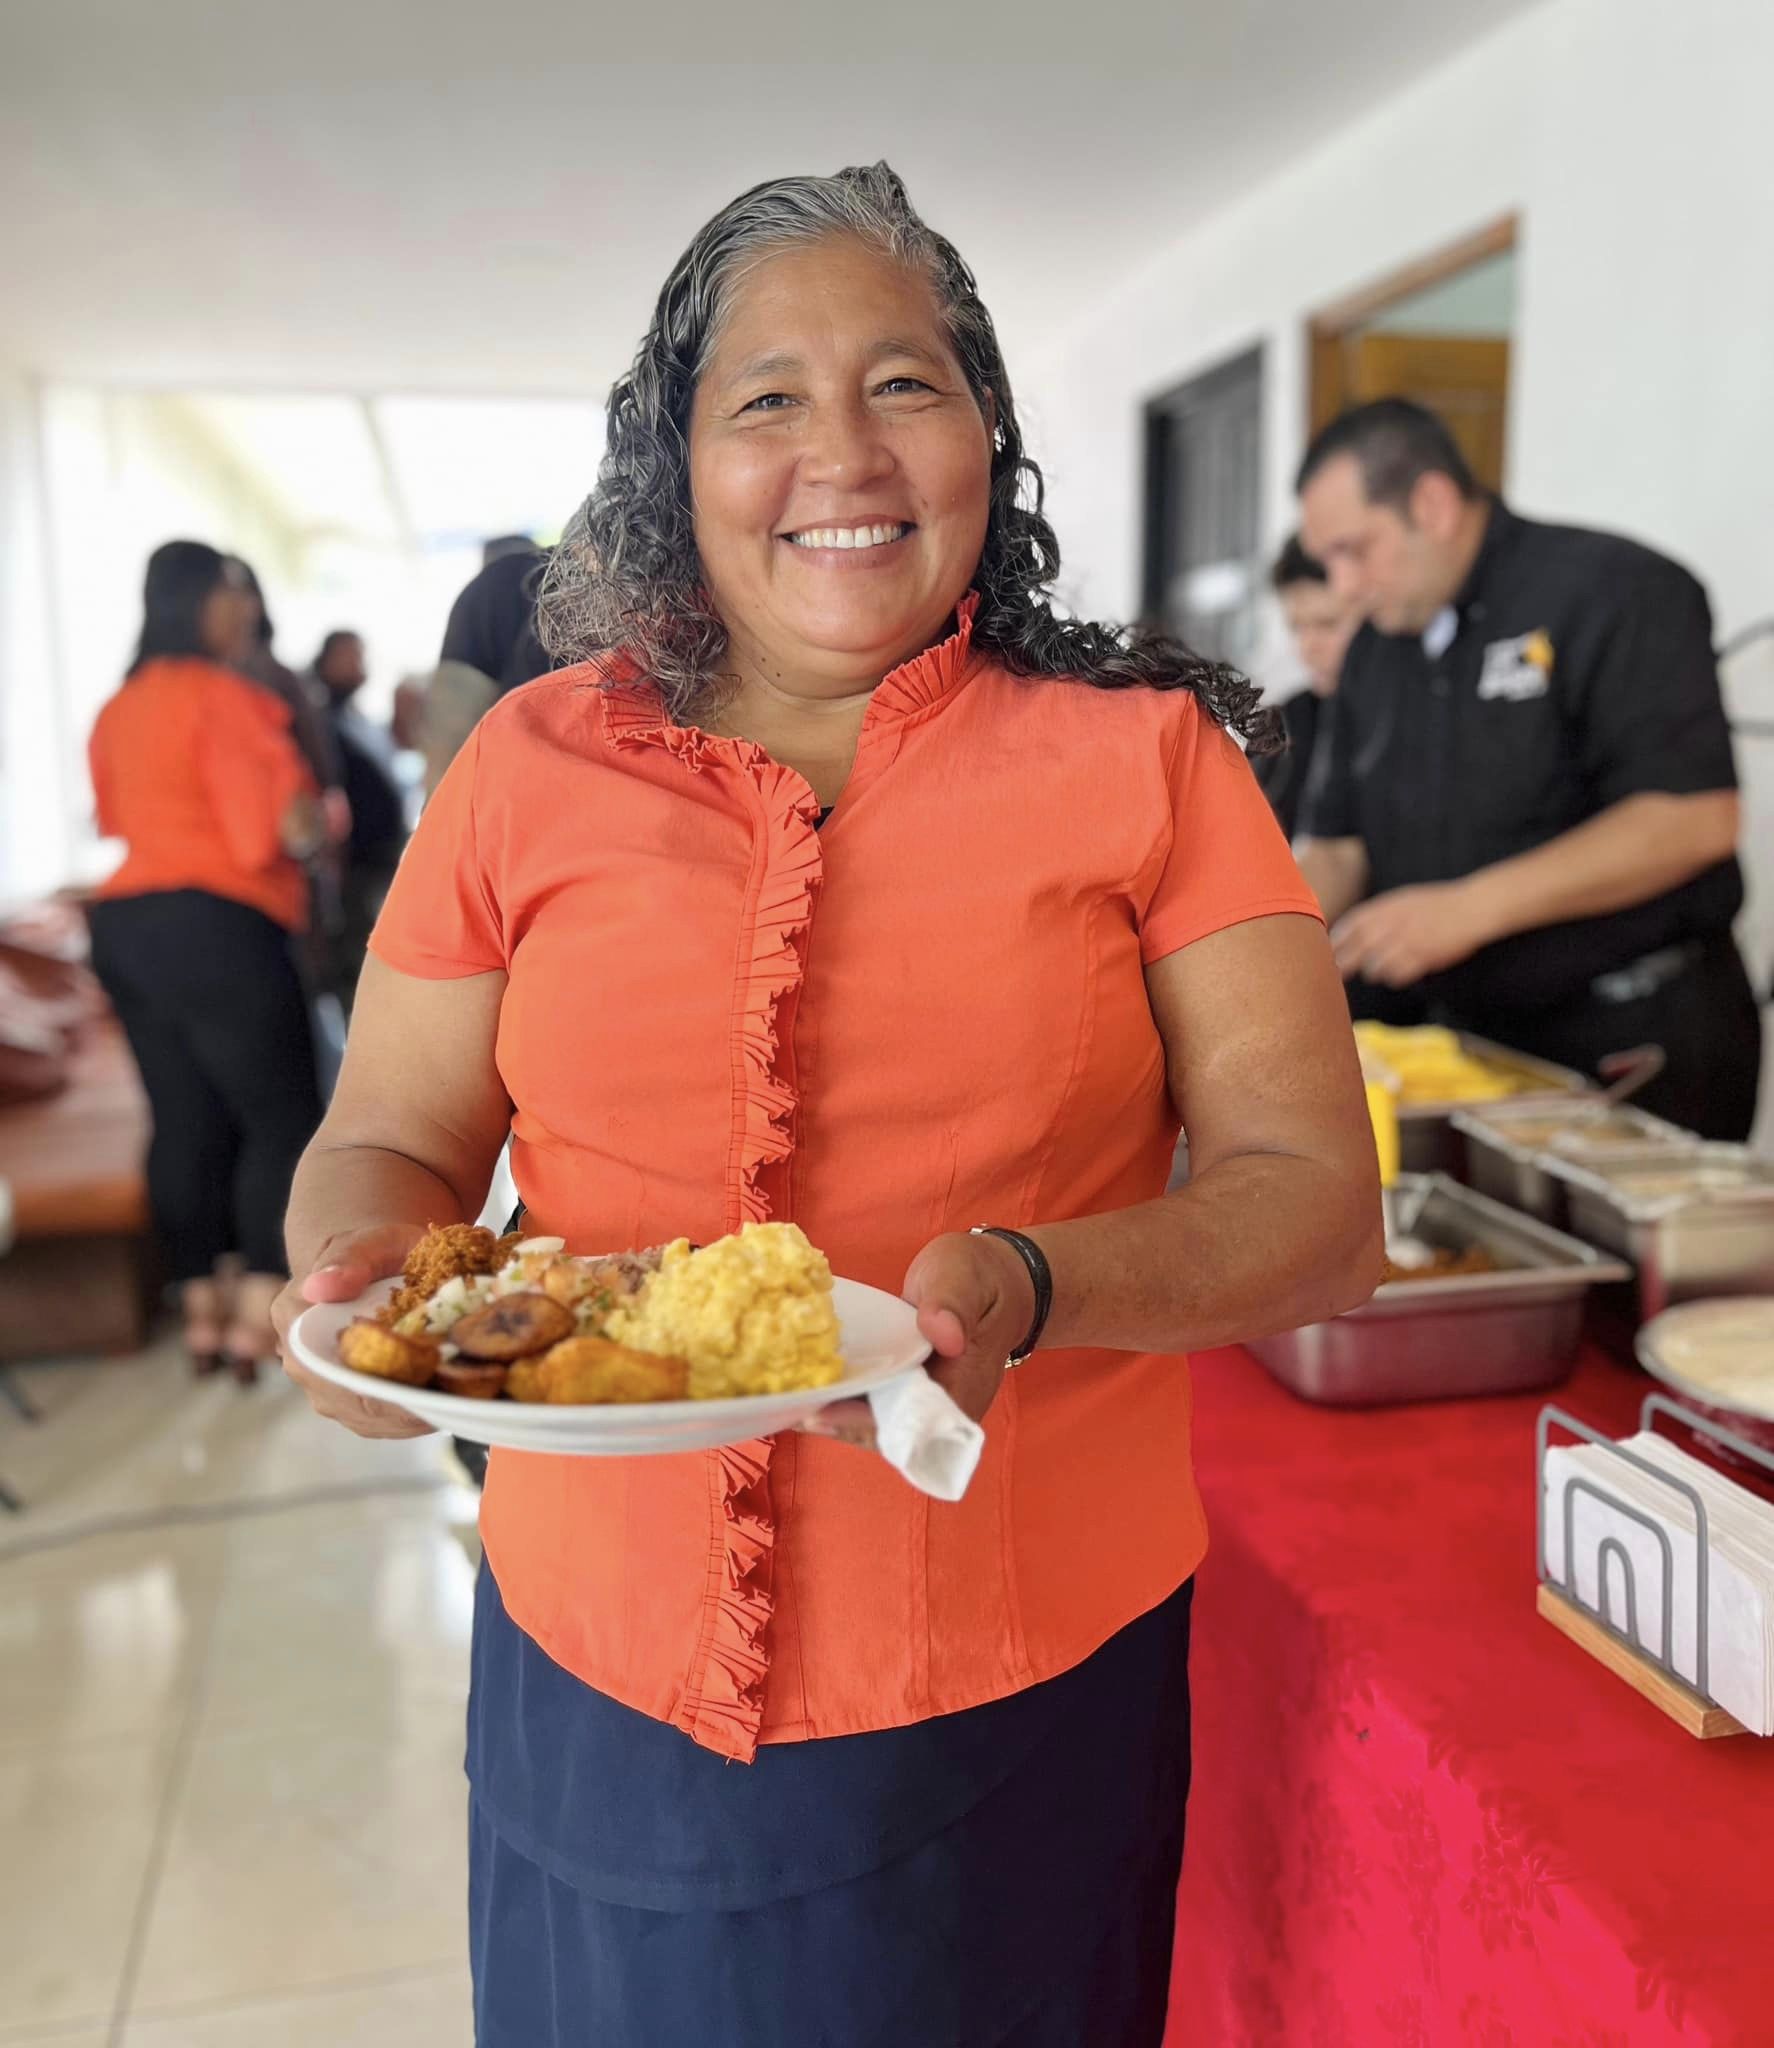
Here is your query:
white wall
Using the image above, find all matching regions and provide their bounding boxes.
[1023,0,1774,647]
[0,370,62,907]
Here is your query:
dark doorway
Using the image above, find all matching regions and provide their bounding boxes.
[1141,345,1264,668]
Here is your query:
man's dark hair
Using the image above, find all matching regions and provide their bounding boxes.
[1294,398,1478,509]
[315,629,361,666]
[1270,533,1327,593]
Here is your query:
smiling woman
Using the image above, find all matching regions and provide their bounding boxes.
[276,161,1382,2047]
[539,162,1274,748]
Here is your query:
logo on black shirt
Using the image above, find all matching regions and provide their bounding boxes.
[1476,629,1555,702]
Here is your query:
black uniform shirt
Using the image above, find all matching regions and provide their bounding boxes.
[1250,688,1323,844]
[1299,501,1742,1016]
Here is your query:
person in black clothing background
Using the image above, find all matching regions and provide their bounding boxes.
[417,538,552,800]
[1295,399,1758,1139]
[311,629,407,1012]
[1252,533,1362,842]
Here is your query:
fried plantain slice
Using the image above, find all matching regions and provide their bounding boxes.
[433,1357,509,1399]
[451,1291,575,1361]
[339,1319,440,1387]
[534,1337,689,1405]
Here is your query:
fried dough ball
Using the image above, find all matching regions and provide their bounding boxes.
[434,1358,509,1399]
[451,1291,575,1361]
[339,1319,440,1387]
[531,1336,689,1405]
[504,1357,553,1404]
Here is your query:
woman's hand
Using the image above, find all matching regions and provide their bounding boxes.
[801,1229,1034,1452]
[275,1221,436,1439]
[903,1230,1036,1425]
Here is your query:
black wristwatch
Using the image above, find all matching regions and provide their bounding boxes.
[970,1227,1054,1368]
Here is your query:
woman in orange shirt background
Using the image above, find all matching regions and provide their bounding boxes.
[88,541,325,1381]
[277,166,1383,2045]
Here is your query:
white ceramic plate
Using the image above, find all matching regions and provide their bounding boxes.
[291,1275,930,1455]
[1636,1296,1774,1423]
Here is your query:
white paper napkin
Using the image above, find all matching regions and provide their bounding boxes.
[867,1369,985,1502]
[1542,1435,1774,1734]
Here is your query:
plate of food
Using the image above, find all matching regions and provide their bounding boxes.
[290,1220,932,1455]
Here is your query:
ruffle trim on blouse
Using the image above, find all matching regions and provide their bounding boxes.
[676,766,819,1759]
[590,611,981,1762]
[862,588,981,723]
[594,591,981,749]
[734,760,823,1226]
[681,1438,776,1762]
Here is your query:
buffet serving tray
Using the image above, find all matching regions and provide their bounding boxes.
[1453,1097,1691,1227]
[1391,1036,1591,1176]
[1248,1174,1629,1406]
[1543,1145,1774,1319]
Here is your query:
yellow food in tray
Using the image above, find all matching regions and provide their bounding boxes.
[1354,1022,1537,1106]
[608,1222,845,1400]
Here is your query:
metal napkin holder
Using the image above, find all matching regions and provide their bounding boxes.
[1536,1392,1774,1734]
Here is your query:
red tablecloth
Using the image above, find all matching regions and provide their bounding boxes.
[1165,1346,1774,2046]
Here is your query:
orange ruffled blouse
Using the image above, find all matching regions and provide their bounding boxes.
[89,656,315,932]
[371,604,1320,1762]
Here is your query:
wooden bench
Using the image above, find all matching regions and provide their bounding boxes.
[0,1017,154,1360]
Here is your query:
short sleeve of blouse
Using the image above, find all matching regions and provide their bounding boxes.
[368,723,505,977]
[1139,699,1324,966]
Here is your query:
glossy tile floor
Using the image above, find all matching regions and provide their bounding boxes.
[0,1334,481,2045]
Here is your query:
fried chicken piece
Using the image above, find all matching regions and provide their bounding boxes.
[339,1319,440,1387]
[532,1336,689,1405]
[451,1291,575,1361]
[377,1223,509,1329]
[434,1358,509,1399]
[402,1223,507,1298]
[540,1260,614,1315]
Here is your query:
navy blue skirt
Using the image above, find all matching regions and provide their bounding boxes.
[467,1567,1193,2047]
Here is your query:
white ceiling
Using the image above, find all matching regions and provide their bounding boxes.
[1,0,1546,400]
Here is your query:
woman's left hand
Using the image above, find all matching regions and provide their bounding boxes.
[802,1229,1034,1450]
[904,1231,1035,1424]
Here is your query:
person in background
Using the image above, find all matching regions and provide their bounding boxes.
[275,161,1379,2047]
[231,558,351,1002]
[1295,398,1758,1138]
[311,629,407,1010]
[420,537,551,797]
[391,672,429,755]
[87,542,326,1381]
[1252,532,1363,841]
[231,559,339,792]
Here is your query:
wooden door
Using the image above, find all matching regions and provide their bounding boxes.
[1345,332,1510,493]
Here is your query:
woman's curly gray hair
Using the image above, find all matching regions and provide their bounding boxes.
[539,161,1276,747]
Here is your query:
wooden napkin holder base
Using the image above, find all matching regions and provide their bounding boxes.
[1537,1584,1748,1739]
[1538,1393,1773,1743]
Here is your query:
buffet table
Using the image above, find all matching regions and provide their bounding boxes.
[1165,1344,1774,2046]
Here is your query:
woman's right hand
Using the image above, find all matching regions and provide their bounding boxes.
[275,1222,436,1439]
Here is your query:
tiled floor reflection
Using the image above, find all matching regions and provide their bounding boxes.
[0,1336,479,2044]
